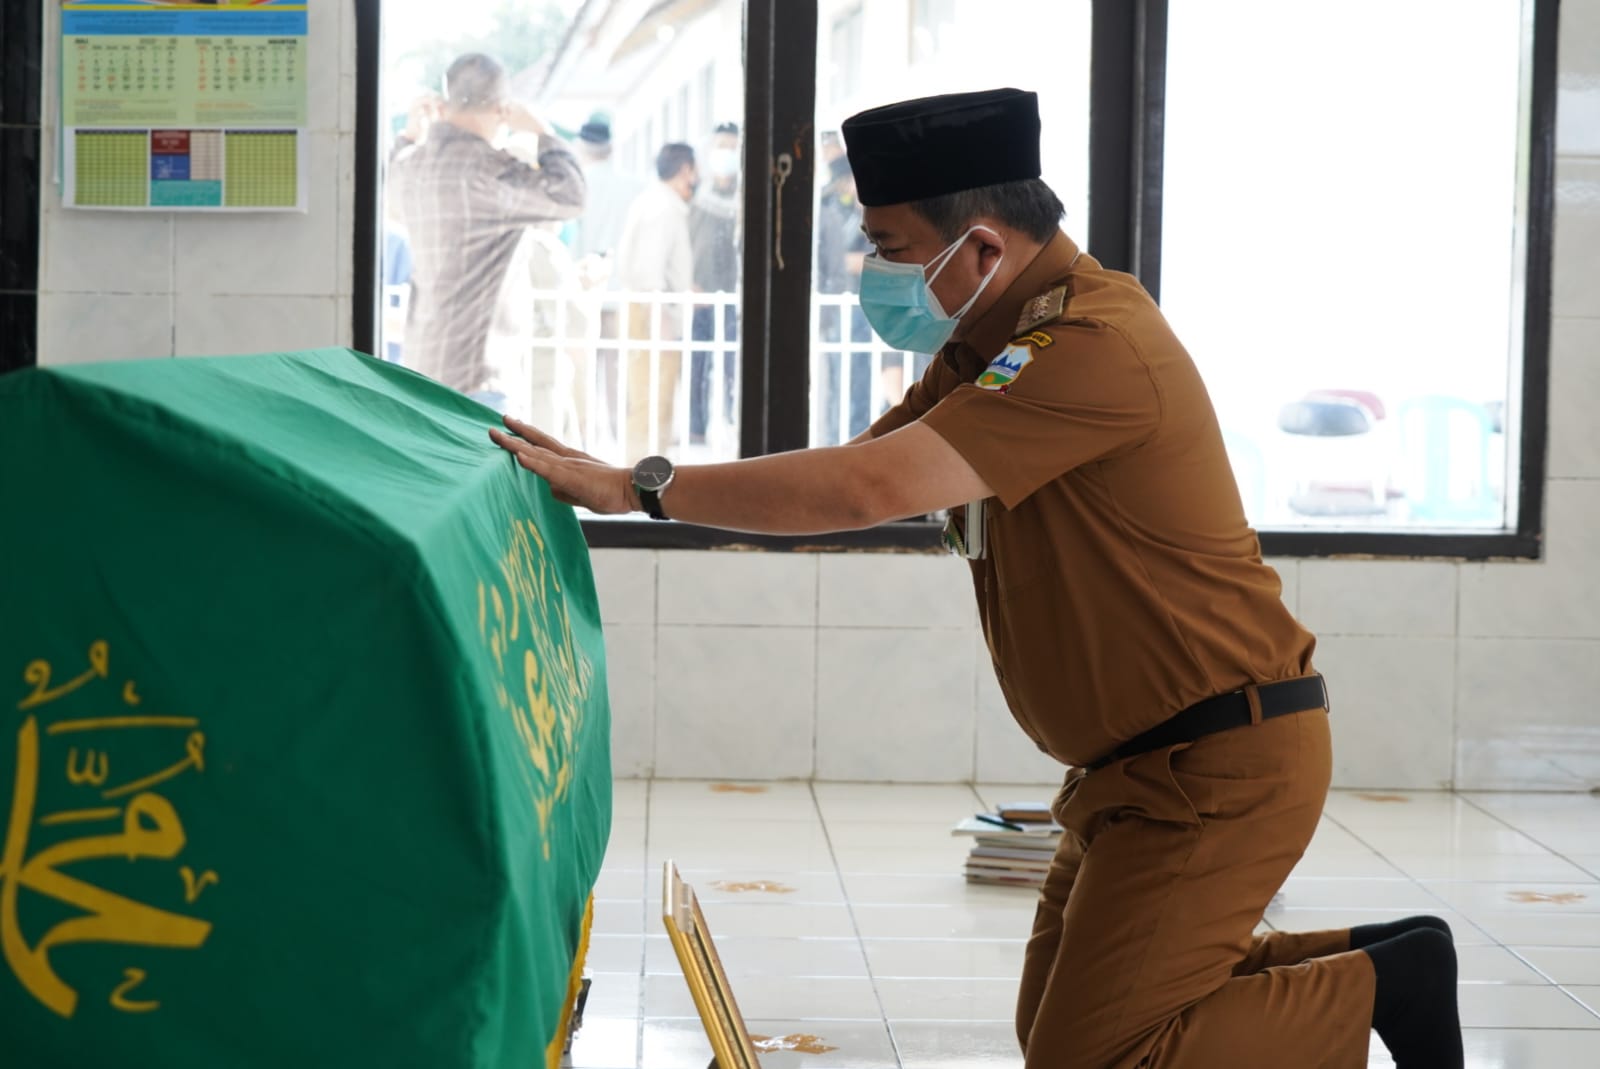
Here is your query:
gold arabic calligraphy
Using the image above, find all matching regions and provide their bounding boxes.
[3,641,214,1018]
[478,519,595,859]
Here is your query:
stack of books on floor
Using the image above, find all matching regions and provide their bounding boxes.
[952,801,1063,888]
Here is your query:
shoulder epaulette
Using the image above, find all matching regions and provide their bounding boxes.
[1014,283,1068,337]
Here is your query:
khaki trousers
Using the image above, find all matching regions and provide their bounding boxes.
[625,303,682,461]
[1017,708,1376,1068]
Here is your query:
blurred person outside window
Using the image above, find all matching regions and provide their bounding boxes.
[816,150,875,444]
[381,226,413,365]
[488,218,598,447]
[614,142,697,459]
[570,115,642,268]
[689,121,742,446]
[387,53,585,411]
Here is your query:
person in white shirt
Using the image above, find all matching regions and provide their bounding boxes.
[614,143,697,460]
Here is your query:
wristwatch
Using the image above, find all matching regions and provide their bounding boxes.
[631,456,675,520]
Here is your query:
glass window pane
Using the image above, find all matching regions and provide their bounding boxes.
[380,0,745,486]
[810,0,1091,447]
[1162,0,1528,531]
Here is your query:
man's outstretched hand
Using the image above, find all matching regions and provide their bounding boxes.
[488,416,638,516]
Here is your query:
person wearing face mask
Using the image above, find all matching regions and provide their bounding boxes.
[486,89,1460,1069]
[689,122,743,446]
[387,53,586,410]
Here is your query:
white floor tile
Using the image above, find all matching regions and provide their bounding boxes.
[610,778,649,820]
[648,779,821,821]
[851,903,1034,941]
[645,868,846,907]
[1512,945,1600,985]
[1289,851,1406,879]
[593,868,650,902]
[644,934,871,979]
[603,819,648,870]
[1457,983,1600,1028]
[587,779,1600,1069]
[1423,880,1600,916]
[1353,827,1553,856]
[1304,819,1378,853]
[864,938,1027,980]
[875,977,1021,1021]
[647,820,831,852]
[1469,911,1600,948]
[1460,1029,1600,1069]
[585,934,646,972]
[1274,877,1444,911]
[826,820,968,849]
[568,1015,641,1069]
[745,1020,903,1069]
[648,828,839,872]
[593,897,648,936]
[643,973,881,1020]
[890,1021,1024,1069]
[840,872,1040,907]
[694,900,859,938]
[1323,790,1485,824]
[832,843,973,875]
[640,1018,900,1069]
[1456,945,1551,985]
[1368,1028,1600,1069]
[973,783,1062,810]
[813,782,987,824]
[584,972,644,1018]
[1383,853,1597,883]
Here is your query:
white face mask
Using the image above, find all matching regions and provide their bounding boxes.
[708,147,739,179]
[858,225,1003,354]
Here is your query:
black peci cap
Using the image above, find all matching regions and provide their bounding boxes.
[841,88,1041,207]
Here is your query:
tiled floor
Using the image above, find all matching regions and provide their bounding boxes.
[567,783,1600,1069]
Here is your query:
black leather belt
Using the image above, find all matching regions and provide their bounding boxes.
[1087,674,1329,772]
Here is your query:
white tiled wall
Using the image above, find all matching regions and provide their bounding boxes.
[32,1,1600,789]
[35,2,357,362]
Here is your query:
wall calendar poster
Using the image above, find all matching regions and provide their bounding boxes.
[61,1,309,211]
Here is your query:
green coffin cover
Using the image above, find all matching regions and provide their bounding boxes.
[0,348,612,1067]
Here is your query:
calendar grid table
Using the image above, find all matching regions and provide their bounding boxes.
[224,131,298,208]
[73,130,148,207]
[61,1,308,211]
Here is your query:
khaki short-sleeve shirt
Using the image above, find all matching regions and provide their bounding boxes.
[872,234,1314,767]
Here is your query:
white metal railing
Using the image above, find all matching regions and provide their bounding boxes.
[810,292,923,447]
[486,288,740,466]
[387,288,926,464]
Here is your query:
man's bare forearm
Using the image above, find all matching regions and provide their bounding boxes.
[657,447,886,534]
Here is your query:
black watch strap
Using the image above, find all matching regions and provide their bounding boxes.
[638,486,669,521]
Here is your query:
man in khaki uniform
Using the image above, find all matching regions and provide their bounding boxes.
[490,88,1463,1068]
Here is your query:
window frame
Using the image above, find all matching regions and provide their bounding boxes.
[351,0,1557,559]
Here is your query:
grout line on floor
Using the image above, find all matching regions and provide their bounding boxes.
[812,779,906,1069]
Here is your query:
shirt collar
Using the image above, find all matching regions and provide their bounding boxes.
[431,120,490,145]
[942,231,1082,376]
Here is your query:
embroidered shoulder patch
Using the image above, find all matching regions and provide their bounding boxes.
[1013,330,1054,349]
[1014,285,1067,335]
[975,343,1034,392]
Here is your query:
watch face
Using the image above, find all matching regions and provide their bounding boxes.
[633,455,674,491]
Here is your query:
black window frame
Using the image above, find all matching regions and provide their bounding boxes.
[352,0,1557,560]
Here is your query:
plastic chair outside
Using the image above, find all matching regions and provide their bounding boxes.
[1395,396,1500,523]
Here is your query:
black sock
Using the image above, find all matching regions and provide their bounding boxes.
[1363,927,1463,1069]
[1350,914,1453,952]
